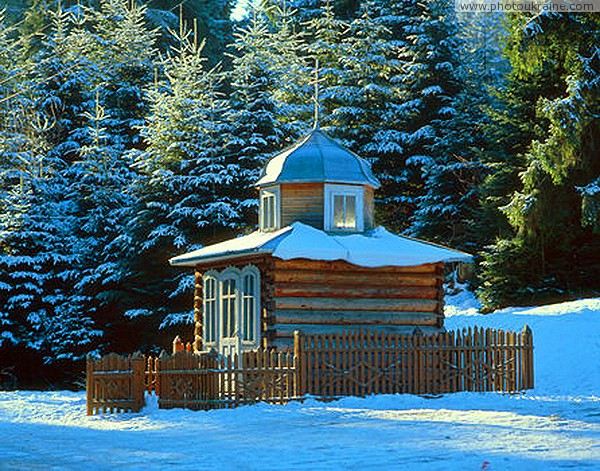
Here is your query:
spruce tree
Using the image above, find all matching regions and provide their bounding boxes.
[226,7,287,226]
[478,13,600,309]
[127,24,239,335]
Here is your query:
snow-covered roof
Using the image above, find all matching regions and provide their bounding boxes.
[255,128,380,189]
[169,222,473,268]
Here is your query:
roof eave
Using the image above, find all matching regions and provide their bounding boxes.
[169,248,274,268]
[256,178,380,189]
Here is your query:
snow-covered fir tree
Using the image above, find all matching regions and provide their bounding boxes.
[226,7,287,225]
[128,24,240,332]
[269,2,313,138]
[0,4,103,361]
[303,0,348,129]
[333,1,403,161]
[478,13,600,309]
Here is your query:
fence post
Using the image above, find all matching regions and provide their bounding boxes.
[294,330,304,397]
[173,336,184,354]
[523,325,534,390]
[131,352,145,412]
[86,355,94,416]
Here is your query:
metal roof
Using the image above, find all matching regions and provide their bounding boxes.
[255,128,381,188]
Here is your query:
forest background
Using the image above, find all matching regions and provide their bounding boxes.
[0,0,598,387]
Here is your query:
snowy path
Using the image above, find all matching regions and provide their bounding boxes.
[0,391,598,470]
[1,297,599,470]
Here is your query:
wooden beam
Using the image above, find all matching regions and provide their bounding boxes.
[274,297,439,312]
[274,258,440,273]
[274,283,439,299]
[273,309,440,326]
[271,324,442,338]
[273,271,440,286]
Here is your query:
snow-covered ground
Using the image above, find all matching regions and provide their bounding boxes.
[1,294,599,470]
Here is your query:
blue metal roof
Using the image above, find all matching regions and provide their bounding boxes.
[255,128,381,188]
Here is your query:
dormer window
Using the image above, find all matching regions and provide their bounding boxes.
[260,186,280,232]
[324,184,364,232]
[334,194,356,229]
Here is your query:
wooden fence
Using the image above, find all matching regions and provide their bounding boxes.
[87,349,296,414]
[296,326,534,397]
[86,353,145,415]
[155,349,296,410]
[86,326,533,414]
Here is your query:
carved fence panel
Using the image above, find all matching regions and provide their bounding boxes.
[86,327,533,414]
[155,349,297,410]
[295,326,533,397]
[86,353,145,415]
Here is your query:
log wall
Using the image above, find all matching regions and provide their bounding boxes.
[279,183,375,231]
[266,259,445,348]
[364,185,374,231]
[280,183,324,229]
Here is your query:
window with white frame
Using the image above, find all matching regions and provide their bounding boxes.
[324,184,364,231]
[201,266,260,348]
[241,271,258,342]
[221,277,237,338]
[203,275,217,345]
[260,186,280,231]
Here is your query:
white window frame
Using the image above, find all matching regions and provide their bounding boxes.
[201,266,261,350]
[219,267,241,340]
[202,271,219,349]
[324,184,364,232]
[240,265,261,346]
[259,185,280,232]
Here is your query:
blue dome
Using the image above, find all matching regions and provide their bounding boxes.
[255,129,380,188]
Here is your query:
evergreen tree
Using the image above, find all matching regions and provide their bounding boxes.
[478,13,600,309]
[370,0,464,233]
[303,0,347,130]
[333,2,403,161]
[146,0,234,67]
[226,7,287,226]
[0,3,102,361]
[127,24,239,335]
[269,2,312,138]
[409,8,493,249]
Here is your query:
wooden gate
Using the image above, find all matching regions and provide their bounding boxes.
[86,353,145,415]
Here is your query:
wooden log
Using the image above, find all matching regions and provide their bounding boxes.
[274,283,439,300]
[273,270,440,286]
[270,324,440,338]
[272,309,440,326]
[275,297,439,312]
[273,258,440,274]
[294,331,304,397]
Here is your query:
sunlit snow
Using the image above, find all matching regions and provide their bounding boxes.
[1,295,599,469]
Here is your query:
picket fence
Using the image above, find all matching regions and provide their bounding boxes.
[86,326,533,415]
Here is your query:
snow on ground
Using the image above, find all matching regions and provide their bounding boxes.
[1,296,599,470]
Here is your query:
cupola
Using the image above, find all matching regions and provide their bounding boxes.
[255,127,380,233]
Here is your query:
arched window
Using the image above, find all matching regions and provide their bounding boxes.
[201,265,261,350]
[203,274,218,345]
[241,267,260,343]
[221,277,237,338]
